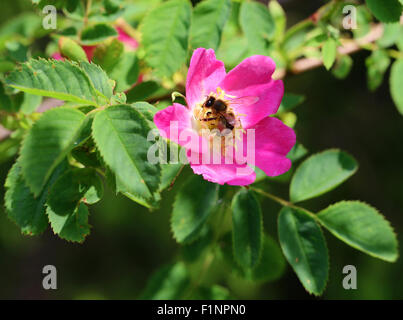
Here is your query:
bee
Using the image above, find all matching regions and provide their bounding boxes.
[195,93,258,132]
[199,96,235,130]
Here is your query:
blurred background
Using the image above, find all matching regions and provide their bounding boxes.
[0,0,402,299]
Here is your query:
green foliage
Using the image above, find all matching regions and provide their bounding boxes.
[47,202,91,243]
[390,59,403,115]
[192,285,232,300]
[19,93,42,115]
[278,207,328,295]
[92,104,161,208]
[140,0,191,77]
[365,0,402,23]
[231,189,262,269]
[171,175,219,243]
[92,38,124,72]
[221,233,286,283]
[107,51,139,92]
[6,59,111,107]
[287,142,308,163]
[189,0,231,51]
[277,93,305,113]
[1,0,402,299]
[181,226,213,263]
[331,55,353,80]
[240,1,275,54]
[59,36,88,62]
[366,50,391,91]
[290,149,358,203]
[19,107,87,196]
[269,0,286,42]
[141,262,190,299]
[317,201,398,262]
[322,37,337,70]
[81,23,118,45]
[5,162,49,235]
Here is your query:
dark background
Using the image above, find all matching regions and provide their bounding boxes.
[0,0,402,299]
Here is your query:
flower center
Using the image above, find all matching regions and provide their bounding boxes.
[192,87,242,135]
[192,88,244,156]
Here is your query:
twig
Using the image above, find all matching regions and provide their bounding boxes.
[287,23,386,77]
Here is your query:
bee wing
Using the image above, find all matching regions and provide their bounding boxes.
[227,96,259,108]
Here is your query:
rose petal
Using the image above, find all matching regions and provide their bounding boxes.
[238,116,295,177]
[189,152,256,185]
[154,103,211,156]
[116,26,138,50]
[82,45,96,61]
[220,55,283,129]
[186,48,226,109]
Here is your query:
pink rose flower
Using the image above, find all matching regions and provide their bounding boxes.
[154,48,296,186]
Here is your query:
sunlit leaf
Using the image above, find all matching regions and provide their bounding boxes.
[231,189,262,269]
[140,262,190,300]
[390,59,403,115]
[92,104,161,208]
[171,175,219,243]
[19,108,88,196]
[365,0,402,23]
[240,1,275,54]
[317,201,398,262]
[278,207,328,295]
[290,149,358,203]
[140,0,191,77]
[189,0,231,51]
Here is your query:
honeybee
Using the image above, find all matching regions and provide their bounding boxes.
[195,93,258,132]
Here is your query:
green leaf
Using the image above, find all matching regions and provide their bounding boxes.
[19,93,42,115]
[377,23,403,48]
[92,38,124,72]
[0,81,12,111]
[81,23,118,45]
[193,285,232,300]
[390,59,403,115]
[353,5,372,39]
[240,1,275,54]
[231,189,262,269]
[47,202,90,243]
[290,149,358,203]
[59,36,88,62]
[47,168,103,215]
[287,142,308,163]
[331,55,353,80]
[4,160,67,235]
[317,201,398,262]
[189,0,231,51]
[278,207,328,295]
[365,0,402,23]
[182,225,213,262]
[79,61,114,100]
[171,175,219,243]
[5,59,108,106]
[92,104,161,208]
[140,262,190,300]
[4,163,48,235]
[126,81,169,103]
[140,0,191,77]
[365,49,391,91]
[277,93,305,113]
[108,51,139,92]
[221,232,286,283]
[19,107,88,196]
[269,0,286,42]
[322,37,337,70]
